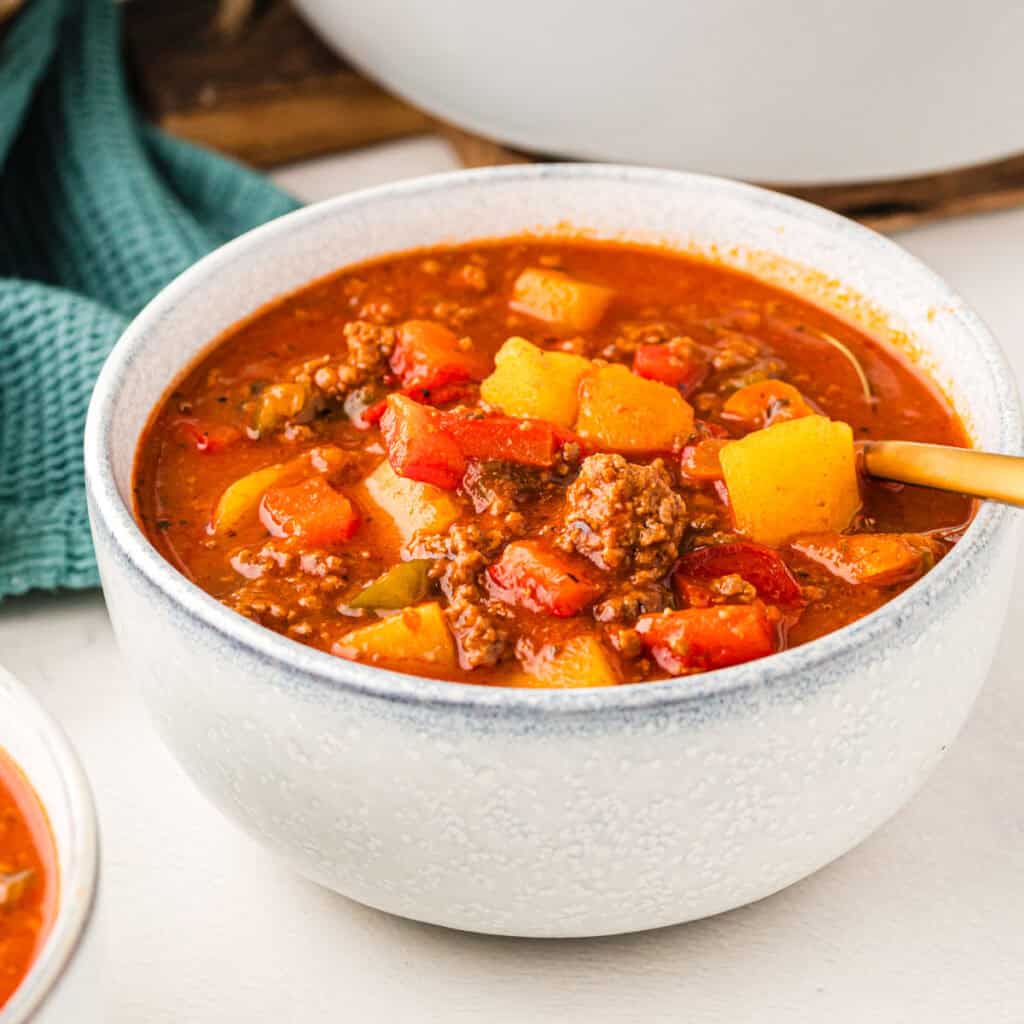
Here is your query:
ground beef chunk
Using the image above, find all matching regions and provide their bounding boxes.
[557,454,687,574]
[304,320,397,400]
[593,576,671,624]
[428,524,511,669]
[225,543,352,638]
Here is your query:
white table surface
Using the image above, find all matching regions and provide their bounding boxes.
[3,137,1023,1023]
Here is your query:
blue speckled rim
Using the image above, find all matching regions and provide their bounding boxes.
[84,164,1023,716]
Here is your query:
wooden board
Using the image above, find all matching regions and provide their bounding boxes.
[123,0,431,168]
[118,1,1024,231]
[443,125,1024,234]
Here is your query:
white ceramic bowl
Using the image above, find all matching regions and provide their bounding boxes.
[85,166,1021,938]
[295,0,1024,185]
[0,667,101,1023]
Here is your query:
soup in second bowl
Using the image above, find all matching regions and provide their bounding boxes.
[0,748,57,1009]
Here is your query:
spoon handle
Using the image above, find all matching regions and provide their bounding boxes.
[861,440,1024,507]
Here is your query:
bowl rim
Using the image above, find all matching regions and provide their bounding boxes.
[84,163,1023,717]
[0,665,100,1023]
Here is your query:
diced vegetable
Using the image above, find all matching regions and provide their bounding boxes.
[510,268,614,332]
[575,364,695,453]
[673,542,804,606]
[0,868,33,914]
[211,463,290,532]
[381,394,466,489]
[349,560,432,609]
[637,604,775,674]
[362,460,460,548]
[480,337,593,427]
[172,418,241,454]
[390,319,490,391]
[679,437,729,482]
[360,381,476,428]
[722,379,814,428]
[505,634,619,688]
[488,541,603,617]
[719,416,861,547]
[442,414,558,467]
[633,343,706,393]
[254,381,311,434]
[260,476,360,547]
[791,532,936,586]
[333,602,457,671]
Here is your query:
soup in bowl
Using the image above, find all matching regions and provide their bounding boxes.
[85,166,1021,936]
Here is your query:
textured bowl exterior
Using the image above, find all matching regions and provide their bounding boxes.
[0,668,102,1022]
[85,166,1022,937]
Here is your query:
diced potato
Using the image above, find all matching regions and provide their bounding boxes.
[362,460,459,549]
[480,337,593,427]
[334,602,457,671]
[720,416,861,547]
[791,532,936,586]
[575,364,695,452]
[505,634,619,689]
[510,268,614,332]
[212,464,290,532]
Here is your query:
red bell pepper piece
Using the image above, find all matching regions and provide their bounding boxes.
[380,394,467,490]
[259,476,360,547]
[488,541,603,617]
[633,344,707,393]
[442,414,558,467]
[172,417,241,454]
[390,320,491,392]
[361,380,476,428]
[673,541,804,606]
[637,603,775,674]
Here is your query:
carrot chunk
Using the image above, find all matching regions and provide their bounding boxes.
[679,437,729,482]
[791,532,937,586]
[390,319,490,391]
[637,603,775,673]
[488,541,603,617]
[722,379,815,429]
[260,476,360,547]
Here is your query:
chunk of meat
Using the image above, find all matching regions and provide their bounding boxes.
[431,524,511,668]
[305,321,397,400]
[592,578,671,624]
[557,454,687,573]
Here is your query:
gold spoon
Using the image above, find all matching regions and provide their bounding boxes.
[861,441,1024,507]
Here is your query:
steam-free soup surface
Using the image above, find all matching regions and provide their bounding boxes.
[135,240,970,687]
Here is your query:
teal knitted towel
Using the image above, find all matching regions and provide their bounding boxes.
[0,0,299,598]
